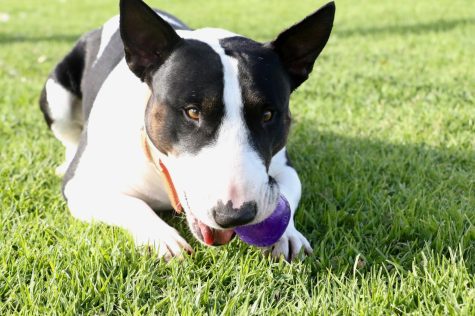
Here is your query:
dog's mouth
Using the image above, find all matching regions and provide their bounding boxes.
[143,131,242,247]
[188,212,235,246]
[154,155,235,246]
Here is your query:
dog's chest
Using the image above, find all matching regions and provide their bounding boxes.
[75,59,172,209]
[126,161,172,210]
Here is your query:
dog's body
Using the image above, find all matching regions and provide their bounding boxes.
[40,0,334,261]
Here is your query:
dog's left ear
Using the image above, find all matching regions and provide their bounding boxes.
[120,0,183,82]
[268,1,335,90]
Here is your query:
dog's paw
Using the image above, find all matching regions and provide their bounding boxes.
[134,226,193,261]
[265,225,313,261]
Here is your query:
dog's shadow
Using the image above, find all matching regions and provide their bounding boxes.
[336,17,475,38]
[287,117,475,273]
[159,115,475,273]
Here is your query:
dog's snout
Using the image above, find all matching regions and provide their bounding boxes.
[212,201,257,228]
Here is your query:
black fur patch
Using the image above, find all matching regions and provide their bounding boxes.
[53,38,87,98]
[220,36,292,168]
[39,37,88,128]
[145,40,225,155]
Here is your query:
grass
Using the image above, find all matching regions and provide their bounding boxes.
[1,0,475,314]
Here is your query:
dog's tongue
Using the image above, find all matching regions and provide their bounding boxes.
[197,221,234,246]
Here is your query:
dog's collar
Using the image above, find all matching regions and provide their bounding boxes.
[141,128,183,214]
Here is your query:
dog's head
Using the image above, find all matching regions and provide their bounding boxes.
[120,0,335,246]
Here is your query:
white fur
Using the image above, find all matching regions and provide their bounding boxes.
[64,60,169,206]
[63,60,181,258]
[67,191,192,260]
[177,28,239,43]
[268,148,301,212]
[46,79,80,125]
[45,79,83,175]
[267,148,312,260]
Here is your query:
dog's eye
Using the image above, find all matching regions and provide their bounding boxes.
[262,110,274,123]
[185,107,200,121]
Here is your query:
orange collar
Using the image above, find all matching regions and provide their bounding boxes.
[141,129,183,213]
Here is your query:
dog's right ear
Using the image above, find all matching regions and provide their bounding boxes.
[120,0,182,82]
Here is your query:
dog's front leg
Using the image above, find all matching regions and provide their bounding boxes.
[267,148,313,261]
[66,191,192,260]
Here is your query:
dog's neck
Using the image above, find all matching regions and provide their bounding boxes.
[141,126,183,214]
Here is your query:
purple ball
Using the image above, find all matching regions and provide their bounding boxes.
[235,195,291,247]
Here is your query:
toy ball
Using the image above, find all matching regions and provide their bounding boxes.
[234,195,291,247]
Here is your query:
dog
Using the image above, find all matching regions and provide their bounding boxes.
[39,0,335,261]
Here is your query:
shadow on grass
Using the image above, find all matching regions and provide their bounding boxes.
[0,33,80,44]
[1,16,473,45]
[289,119,475,273]
[159,119,475,274]
[336,17,475,38]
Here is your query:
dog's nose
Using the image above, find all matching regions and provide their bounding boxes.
[212,201,257,228]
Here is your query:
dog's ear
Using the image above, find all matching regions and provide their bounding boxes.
[268,2,335,90]
[120,0,182,82]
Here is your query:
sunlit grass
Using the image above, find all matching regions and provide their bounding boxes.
[1,0,474,314]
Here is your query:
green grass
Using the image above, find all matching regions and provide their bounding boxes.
[1,0,475,314]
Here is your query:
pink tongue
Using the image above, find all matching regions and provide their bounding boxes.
[215,229,235,245]
[198,221,214,245]
[197,221,235,245]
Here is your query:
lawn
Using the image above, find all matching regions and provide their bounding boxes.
[1,0,475,314]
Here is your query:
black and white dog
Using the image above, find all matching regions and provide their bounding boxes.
[40,0,335,261]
